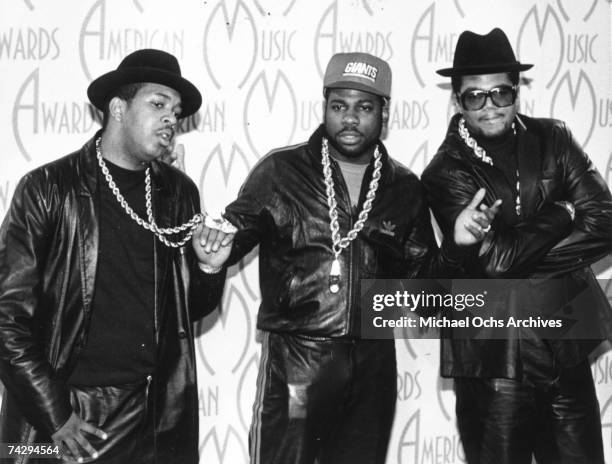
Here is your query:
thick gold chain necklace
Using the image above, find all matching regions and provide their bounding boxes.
[321,137,382,293]
[458,118,521,216]
[96,137,204,247]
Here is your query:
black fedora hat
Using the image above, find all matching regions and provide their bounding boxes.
[436,28,533,77]
[87,48,202,118]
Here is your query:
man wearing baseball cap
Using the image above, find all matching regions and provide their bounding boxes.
[0,49,232,463]
[201,52,497,464]
[422,28,612,463]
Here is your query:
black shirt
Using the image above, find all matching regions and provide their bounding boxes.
[69,160,156,386]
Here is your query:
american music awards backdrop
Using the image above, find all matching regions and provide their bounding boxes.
[1,1,611,462]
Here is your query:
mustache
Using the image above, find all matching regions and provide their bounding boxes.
[159,125,175,137]
[337,127,363,136]
[478,113,505,120]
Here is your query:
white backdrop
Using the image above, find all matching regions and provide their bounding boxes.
[1,1,612,463]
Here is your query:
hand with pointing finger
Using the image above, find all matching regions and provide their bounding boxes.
[453,188,502,246]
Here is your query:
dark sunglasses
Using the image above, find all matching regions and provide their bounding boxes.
[457,85,518,111]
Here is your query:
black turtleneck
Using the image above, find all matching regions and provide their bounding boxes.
[475,128,519,194]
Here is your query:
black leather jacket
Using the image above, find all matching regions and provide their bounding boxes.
[0,134,225,463]
[422,114,612,377]
[224,125,466,338]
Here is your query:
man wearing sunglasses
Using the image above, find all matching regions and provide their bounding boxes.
[422,28,612,463]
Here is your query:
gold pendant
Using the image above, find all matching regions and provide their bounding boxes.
[329,258,340,293]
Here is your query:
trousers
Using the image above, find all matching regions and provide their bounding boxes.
[249,332,397,464]
[455,339,604,464]
[60,379,151,464]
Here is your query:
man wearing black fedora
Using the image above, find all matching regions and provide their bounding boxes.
[422,28,612,463]
[0,49,233,463]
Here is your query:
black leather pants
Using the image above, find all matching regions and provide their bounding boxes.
[60,378,151,464]
[249,332,397,464]
[455,341,604,464]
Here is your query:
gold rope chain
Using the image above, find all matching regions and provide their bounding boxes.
[321,137,382,292]
[95,137,203,248]
[458,117,493,166]
[457,117,521,216]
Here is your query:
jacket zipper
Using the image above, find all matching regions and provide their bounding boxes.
[331,159,357,336]
[347,160,375,337]
[144,374,152,411]
[348,171,371,337]
[144,374,154,460]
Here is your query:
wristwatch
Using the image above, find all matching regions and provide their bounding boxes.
[198,262,223,274]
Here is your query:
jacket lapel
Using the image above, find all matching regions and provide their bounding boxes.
[76,136,100,314]
[151,165,174,341]
[515,116,542,218]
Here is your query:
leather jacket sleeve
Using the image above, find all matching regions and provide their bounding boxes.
[403,181,471,279]
[0,174,72,435]
[423,164,574,278]
[188,262,226,320]
[178,174,226,321]
[532,124,612,276]
[223,156,277,265]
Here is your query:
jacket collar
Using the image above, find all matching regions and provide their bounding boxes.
[76,131,102,197]
[514,115,541,217]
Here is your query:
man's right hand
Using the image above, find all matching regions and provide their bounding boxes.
[453,188,502,246]
[51,411,107,463]
[192,221,235,270]
[160,142,186,172]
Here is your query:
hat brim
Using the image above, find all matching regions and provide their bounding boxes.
[436,62,533,77]
[324,80,389,98]
[87,66,202,118]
